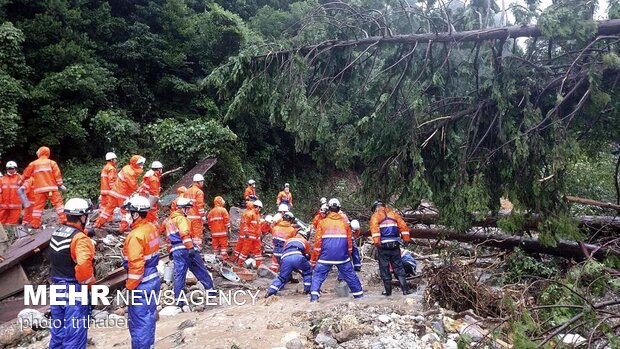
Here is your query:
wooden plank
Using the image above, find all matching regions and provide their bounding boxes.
[161,158,217,198]
[0,263,29,300]
[0,228,54,274]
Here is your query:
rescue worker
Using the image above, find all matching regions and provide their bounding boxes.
[139,161,163,224]
[99,152,117,213]
[237,200,263,267]
[22,146,67,228]
[170,186,187,212]
[229,200,254,263]
[49,198,96,349]
[272,203,289,226]
[269,212,298,273]
[122,196,160,349]
[18,177,35,226]
[400,249,417,277]
[276,183,293,209]
[265,227,312,297]
[310,198,363,302]
[0,161,22,224]
[350,220,362,271]
[243,179,257,202]
[185,174,206,249]
[311,204,328,230]
[163,198,214,305]
[370,200,411,296]
[207,196,230,260]
[94,155,145,232]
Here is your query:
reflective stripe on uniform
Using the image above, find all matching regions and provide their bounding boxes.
[317,258,350,264]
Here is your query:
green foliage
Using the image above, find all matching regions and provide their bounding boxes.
[538,1,597,42]
[91,110,140,153]
[504,248,557,283]
[62,159,103,200]
[146,118,237,166]
[539,213,583,247]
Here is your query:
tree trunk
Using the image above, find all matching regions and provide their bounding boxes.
[410,228,619,261]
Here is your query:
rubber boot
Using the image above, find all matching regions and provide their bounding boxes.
[398,275,412,295]
[381,280,392,296]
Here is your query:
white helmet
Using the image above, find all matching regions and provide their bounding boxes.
[248,179,256,185]
[123,196,151,212]
[105,152,117,161]
[350,220,360,231]
[136,156,146,167]
[176,198,193,209]
[253,200,263,209]
[284,183,290,188]
[328,198,341,209]
[151,161,163,169]
[283,212,295,222]
[278,204,289,213]
[265,215,274,224]
[320,197,327,205]
[320,204,328,214]
[5,161,17,169]
[193,174,205,182]
[64,198,93,216]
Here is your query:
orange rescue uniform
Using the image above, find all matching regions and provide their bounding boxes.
[207,196,230,260]
[99,161,117,218]
[0,171,22,224]
[22,146,66,228]
[139,170,161,224]
[237,207,262,267]
[184,183,205,249]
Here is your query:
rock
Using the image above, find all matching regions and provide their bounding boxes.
[264,295,280,306]
[334,328,363,343]
[177,320,196,330]
[286,338,305,349]
[257,265,278,279]
[315,333,337,348]
[458,323,486,340]
[445,339,458,349]
[339,315,359,332]
[442,317,463,333]
[377,314,391,324]
[113,307,126,316]
[159,306,182,316]
[390,313,400,320]
[431,342,443,349]
[182,305,191,313]
[432,321,445,335]
[161,283,171,292]
[91,310,109,322]
[192,305,205,312]
[17,309,47,329]
[370,341,384,349]
[558,333,587,347]
[412,315,425,323]
[267,322,283,330]
[0,323,29,346]
[421,333,440,343]
[186,271,197,285]
[405,298,416,306]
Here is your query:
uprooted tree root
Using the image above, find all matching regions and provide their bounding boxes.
[424,261,523,319]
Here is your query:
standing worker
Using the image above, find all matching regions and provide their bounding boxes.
[311,204,328,230]
[48,198,96,349]
[94,155,145,232]
[99,152,117,213]
[243,179,257,203]
[139,161,163,224]
[369,200,411,296]
[163,198,214,305]
[269,212,297,273]
[22,146,67,228]
[122,196,160,349]
[207,196,230,261]
[230,200,254,264]
[350,220,362,272]
[309,198,363,302]
[185,174,205,249]
[0,161,22,224]
[236,200,263,267]
[276,183,293,209]
[265,228,313,297]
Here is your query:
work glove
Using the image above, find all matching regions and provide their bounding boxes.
[188,248,195,258]
[58,185,67,192]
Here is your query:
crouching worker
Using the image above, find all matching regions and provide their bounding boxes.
[265,227,312,298]
[49,198,96,349]
[122,196,160,349]
[401,249,417,277]
[163,198,215,305]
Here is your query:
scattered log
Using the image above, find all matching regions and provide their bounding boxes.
[410,228,619,261]
[563,195,620,212]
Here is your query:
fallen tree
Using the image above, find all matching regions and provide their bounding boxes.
[409,228,620,261]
